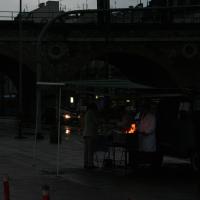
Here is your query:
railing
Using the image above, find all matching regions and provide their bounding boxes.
[0,11,18,20]
[1,6,200,24]
[0,11,60,21]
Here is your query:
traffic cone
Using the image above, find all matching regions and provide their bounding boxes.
[42,185,50,200]
[3,175,10,200]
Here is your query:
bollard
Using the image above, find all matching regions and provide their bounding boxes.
[3,175,10,200]
[42,185,50,200]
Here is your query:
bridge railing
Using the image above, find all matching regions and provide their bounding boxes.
[0,11,62,22]
[0,11,18,20]
[1,6,200,24]
[57,6,200,24]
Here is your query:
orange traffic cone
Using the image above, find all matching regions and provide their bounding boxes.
[3,175,10,200]
[42,185,50,200]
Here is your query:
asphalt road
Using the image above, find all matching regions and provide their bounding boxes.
[0,123,199,200]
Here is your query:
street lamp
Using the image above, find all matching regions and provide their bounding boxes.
[34,12,65,175]
[15,0,24,139]
[86,0,88,9]
[114,0,117,8]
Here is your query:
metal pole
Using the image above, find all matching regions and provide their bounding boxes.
[86,0,88,9]
[0,73,5,115]
[35,13,63,138]
[56,87,62,176]
[16,0,24,139]
[166,0,169,7]
[33,86,39,166]
[34,11,65,173]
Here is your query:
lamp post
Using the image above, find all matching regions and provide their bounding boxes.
[16,0,24,139]
[166,0,169,7]
[86,0,88,9]
[33,13,64,172]
[114,0,117,8]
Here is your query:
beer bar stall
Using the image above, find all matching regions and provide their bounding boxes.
[34,79,159,173]
[63,79,155,169]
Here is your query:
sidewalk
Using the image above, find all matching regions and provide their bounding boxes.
[0,130,199,200]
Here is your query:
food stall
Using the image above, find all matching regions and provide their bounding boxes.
[34,79,162,172]
[63,79,154,169]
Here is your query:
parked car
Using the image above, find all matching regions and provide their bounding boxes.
[156,96,200,172]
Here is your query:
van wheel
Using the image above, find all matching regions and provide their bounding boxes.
[191,152,200,172]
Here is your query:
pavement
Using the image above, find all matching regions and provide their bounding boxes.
[0,124,199,200]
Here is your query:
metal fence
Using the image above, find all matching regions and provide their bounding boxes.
[1,6,200,24]
[0,11,18,20]
[0,11,60,21]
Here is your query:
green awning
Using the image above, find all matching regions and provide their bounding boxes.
[64,79,154,89]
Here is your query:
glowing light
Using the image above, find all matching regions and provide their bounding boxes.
[64,114,71,119]
[126,99,130,103]
[65,128,71,135]
[70,97,74,103]
[125,123,136,134]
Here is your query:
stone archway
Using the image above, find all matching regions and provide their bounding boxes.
[0,54,36,119]
[88,51,178,88]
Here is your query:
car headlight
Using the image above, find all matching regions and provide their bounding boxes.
[64,114,71,119]
[65,128,71,135]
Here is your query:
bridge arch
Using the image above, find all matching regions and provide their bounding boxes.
[0,54,36,118]
[90,51,178,88]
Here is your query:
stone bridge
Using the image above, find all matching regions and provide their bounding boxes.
[0,8,200,117]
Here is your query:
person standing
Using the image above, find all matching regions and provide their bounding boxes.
[138,103,157,153]
[133,102,160,168]
[83,103,98,169]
